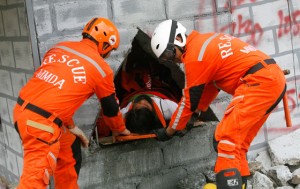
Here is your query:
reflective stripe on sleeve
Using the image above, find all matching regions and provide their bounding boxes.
[55,45,106,77]
[198,33,219,61]
[171,96,186,130]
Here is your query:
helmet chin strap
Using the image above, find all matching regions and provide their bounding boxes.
[176,45,184,54]
[82,33,99,46]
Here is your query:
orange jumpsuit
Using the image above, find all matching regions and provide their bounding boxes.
[168,31,286,176]
[13,39,125,189]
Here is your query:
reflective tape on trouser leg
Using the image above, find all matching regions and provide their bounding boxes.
[215,139,242,175]
[217,140,236,159]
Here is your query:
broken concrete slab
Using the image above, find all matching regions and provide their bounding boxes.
[268,128,300,166]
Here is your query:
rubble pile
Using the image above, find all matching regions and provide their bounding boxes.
[178,128,300,189]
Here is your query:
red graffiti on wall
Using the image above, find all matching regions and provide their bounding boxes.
[273,87,299,113]
[206,0,263,46]
[224,0,257,13]
[278,9,300,38]
[286,88,297,113]
[219,14,263,46]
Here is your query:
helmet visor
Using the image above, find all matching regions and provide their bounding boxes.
[158,44,176,65]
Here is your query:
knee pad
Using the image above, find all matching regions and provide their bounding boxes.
[216,168,243,189]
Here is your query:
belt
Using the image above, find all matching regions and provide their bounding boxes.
[243,58,276,77]
[17,97,63,127]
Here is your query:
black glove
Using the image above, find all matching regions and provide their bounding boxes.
[152,128,173,141]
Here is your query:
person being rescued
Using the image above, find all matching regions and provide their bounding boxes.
[96,57,180,138]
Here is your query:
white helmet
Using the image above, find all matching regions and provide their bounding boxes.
[151,19,187,61]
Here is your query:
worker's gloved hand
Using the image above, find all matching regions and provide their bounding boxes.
[69,126,89,148]
[152,128,173,141]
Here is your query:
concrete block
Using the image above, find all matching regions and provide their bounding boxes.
[255,151,272,174]
[1,124,8,146]
[274,53,298,78]
[105,56,124,73]
[195,12,231,33]
[177,20,196,35]
[11,72,26,98]
[38,33,81,57]
[0,41,14,67]
[137,167,187,189]
[294,53,300,76]
[231,7,251,35]
[7,0,23,4]
[110,148,163,178]
[239,30,276,56]
[252,171,274,189]
[6,99,16,125]
[6,125,22,154]
[0,97,9,123]
[6,149,19,177]
[74,96,99,138]
[292,0,300,8]
[163,123,215,167]
[113,0,165,24]
[167,0,214,19]
[0,0,6,6]
[87,181,136,189]
[268,128,300,165]
[291,25,300,50]
[268,165,292,186]
[13,41,34,70]
[0,144,6,167]
[79,146,163,186]
[25,73,34,83]
[177,171,206,189]
[118,27,139,47]
[277,29,293,53]
[18,7,28,36]
[33,4,53,37]
[16,155,23,178]
[0,70,13,96]
[216,0,230,12]
[74,96,99,127]
[252,1,289,29]
[2,8,20,36]
[0,11,4,36]
[2,169,18,185]
[54,1,108,31]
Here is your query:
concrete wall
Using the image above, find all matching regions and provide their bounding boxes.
[0,0,33,183]
[0,0,300,187]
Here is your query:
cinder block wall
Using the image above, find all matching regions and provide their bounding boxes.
[0,0,33,183]
[0,0,300,186]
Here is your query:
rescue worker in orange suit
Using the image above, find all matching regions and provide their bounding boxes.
[150,19,286,189]
[13,17,130,189]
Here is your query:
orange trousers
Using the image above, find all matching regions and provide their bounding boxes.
[214,64,286,176]
[14,108,81,189]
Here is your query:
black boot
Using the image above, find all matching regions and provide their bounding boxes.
[216,168,243,189]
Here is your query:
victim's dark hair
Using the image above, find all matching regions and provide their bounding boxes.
[125,95,163,134]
